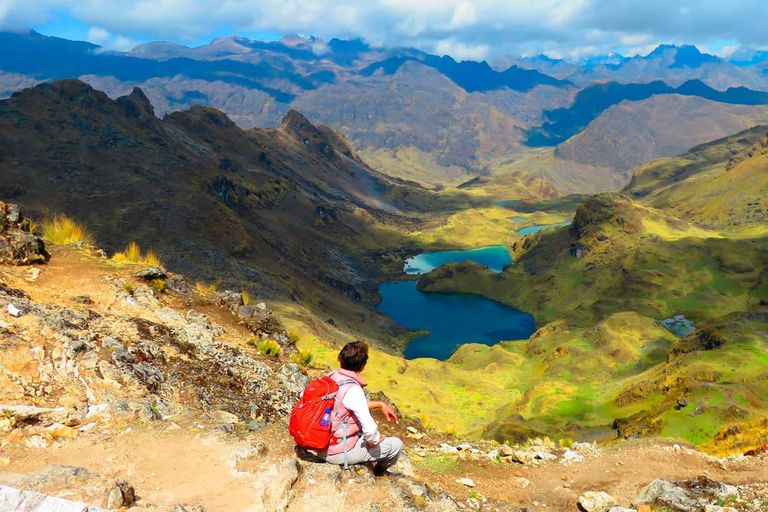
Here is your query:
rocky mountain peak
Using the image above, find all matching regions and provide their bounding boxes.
[279,109,340,160]
[570,192,638,239]
[116,87,155,118]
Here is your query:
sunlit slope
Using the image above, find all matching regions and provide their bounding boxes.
[489,148,620,195]
[418,193,763,327]
[413,191,768,443]
[556,95,768,174]
[624,126,768,233]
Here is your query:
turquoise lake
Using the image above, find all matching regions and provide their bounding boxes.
[378,281,536,360]
[517,220,571,237]
[403,246,513,275]
[492,200,521,206]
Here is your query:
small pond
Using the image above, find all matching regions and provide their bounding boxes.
[661,315,696,336]
[517,221,571,237]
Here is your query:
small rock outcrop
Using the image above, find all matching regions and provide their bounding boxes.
[0,202,50,265]
[633,476,739,512]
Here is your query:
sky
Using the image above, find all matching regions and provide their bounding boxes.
[1,0,767,61]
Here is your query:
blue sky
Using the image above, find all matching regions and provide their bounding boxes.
[1,1,766,61]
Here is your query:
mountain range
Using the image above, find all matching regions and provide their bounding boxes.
[5,30,768,192]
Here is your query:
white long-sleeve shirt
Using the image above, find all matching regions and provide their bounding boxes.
[342,385,381,445]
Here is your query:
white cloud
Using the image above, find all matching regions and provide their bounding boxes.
[717,44,741,58]
[435,39,489,61]
[86,26,141,51]
[3,0,768,61]
[447,1,476,29]
[312,41,330,56]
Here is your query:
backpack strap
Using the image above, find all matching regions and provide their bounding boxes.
[334,378,360,471]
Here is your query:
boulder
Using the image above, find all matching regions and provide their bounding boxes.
[135,266,167,280]
[633,477,738,512]
[578,491,616,512]
[499,444,515,457]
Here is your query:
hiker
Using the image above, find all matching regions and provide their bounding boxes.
[319,341,403,474]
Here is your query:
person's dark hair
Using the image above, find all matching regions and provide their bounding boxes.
[338,341,369,372]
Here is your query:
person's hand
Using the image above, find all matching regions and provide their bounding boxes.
[381,404,398,422]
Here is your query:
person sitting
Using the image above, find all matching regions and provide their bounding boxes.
[318,341,403,474]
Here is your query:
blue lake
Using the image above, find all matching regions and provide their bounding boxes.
[378,281,536,360]
[492,200,521,206]
[517,221,571,237]
[404,246,513,275]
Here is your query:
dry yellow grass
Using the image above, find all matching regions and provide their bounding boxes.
[699,418,768,457]
[112,241,163,266]
[194,281,218,296]
[41,214,95,245]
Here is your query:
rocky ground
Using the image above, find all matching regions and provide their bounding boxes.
[1,202,767,512]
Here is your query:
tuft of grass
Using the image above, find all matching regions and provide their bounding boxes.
[241,290,251,306]
[246,337,257,347]
[195,280,218,296]
[527,436,556,448]
[151,279,166,295]
[123,283,135,295]
[291,349,314,367]
[559,437,575,448]
[144,249,162,266]
[26,219,38,235]
[288,332,301,345]
[418,415,435,432]
[41,214,95,245]
[257,339,281,357]
[113,241,163,266]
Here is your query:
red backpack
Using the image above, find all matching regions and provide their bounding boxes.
[289,376,342,450]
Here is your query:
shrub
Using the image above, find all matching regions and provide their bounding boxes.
[257,339,281,357]
[41,214,95,245]
[241,290,251,306]
[291,349,314,367]
[113,241,163,266]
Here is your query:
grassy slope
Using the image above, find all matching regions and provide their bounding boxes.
[415,191,768,443]
[624,126,768,233]
[489,148,623,195]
